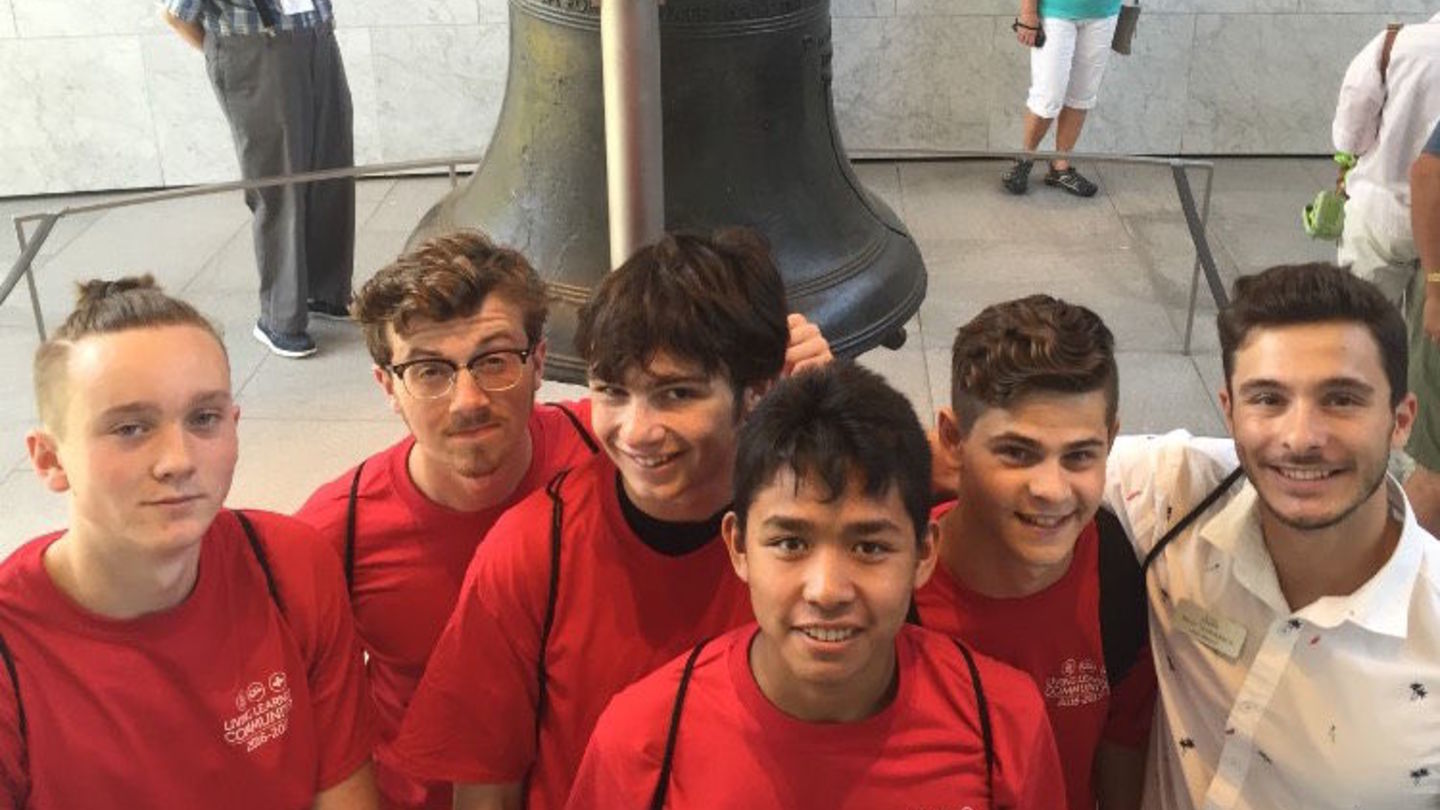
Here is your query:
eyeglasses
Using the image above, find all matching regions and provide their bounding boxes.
[389,347,534,399]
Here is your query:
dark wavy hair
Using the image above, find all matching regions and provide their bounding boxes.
[575,228,789,394]
[1218,263,1406,408]
[950,294,1118,433]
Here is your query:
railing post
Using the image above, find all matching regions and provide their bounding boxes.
[6,215,58,342]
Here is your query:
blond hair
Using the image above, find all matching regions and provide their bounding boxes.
[34,276,224,434]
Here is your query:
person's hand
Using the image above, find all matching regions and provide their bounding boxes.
[1014,11,1040,46]
[782,313,833,377]
[1424,291,1440,345]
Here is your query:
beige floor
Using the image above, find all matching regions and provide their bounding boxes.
[0,157,1344,556]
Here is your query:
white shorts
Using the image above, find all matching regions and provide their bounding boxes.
[1336,204,1416,308]
[1337,202,1417,307]
[1026,15,1118,119]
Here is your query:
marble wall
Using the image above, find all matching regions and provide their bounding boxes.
[0,0,1432,195]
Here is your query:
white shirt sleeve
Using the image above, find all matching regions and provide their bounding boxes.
[1105,431,1239,558]
[1332,31,1387,157]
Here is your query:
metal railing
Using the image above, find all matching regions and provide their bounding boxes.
[4,155,481,340]
[5,149,1220,352]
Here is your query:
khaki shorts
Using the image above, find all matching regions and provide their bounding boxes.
[1405,268,1440,472]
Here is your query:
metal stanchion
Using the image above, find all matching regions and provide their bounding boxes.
[599,0,665,269]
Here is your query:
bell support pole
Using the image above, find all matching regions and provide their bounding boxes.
[598,0,666,268]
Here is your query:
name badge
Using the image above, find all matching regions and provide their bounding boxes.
[278,0,316,15]
[1174,599,1247,660]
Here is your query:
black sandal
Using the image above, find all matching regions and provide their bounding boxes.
[1044,166,1098,198]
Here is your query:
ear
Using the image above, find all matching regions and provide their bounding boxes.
[374,365,402,415]
[933,407,966,497]
[912,520,940,590]
[1392,392,1418,450]
[530,339,548,393]
[1218,385,1235,436]
[936,407,963,463]
[722,511,751,583]
[26,428,70,494]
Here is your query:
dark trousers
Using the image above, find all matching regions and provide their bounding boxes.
[205,23,355,335]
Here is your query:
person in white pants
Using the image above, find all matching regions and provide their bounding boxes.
[1004,0,1119,198]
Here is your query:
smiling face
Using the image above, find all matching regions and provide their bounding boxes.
[589,351,758,522]
[724,466,936,722]
[939,390,1114,580]
[28,325,239,556]
[1220,321,1414,531]
[376,293,545,505]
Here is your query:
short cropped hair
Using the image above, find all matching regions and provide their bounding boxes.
[950,295,1118,434]
[733,362,932,543]
[33,275,225,435]
[574,229,789,394]
[353,230,548,367]
[1217,263,1407,408]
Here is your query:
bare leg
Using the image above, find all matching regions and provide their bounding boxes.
[1051,106,1088,171]
[1405,465,1440,536]
[1022,111,1054,153]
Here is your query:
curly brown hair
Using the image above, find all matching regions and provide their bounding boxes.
[950,294,1118,434]
[353,230,548,367]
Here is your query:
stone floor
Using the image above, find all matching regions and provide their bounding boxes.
[0,157,1343,556]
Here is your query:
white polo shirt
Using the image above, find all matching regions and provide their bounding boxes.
[1106,431,1440,810]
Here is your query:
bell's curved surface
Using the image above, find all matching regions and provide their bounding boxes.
[409,0,928,382]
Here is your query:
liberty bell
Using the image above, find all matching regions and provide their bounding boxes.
[408,0,928,383]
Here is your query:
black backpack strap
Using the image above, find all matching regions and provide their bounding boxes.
[1095,507,1147,688]
[1141,467,1245,575]
[343,461,366,592]
[953,639,995,805]
[234,510,285,616]
[532,469,571,742]
[549,402,600,455]
[648,639,710,810]
[0,632,25,744]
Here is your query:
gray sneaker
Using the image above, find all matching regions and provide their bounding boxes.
[253,321,317,358]
[1002,159,1034,195]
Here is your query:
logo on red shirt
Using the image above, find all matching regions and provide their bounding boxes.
[1043,657,1109,707]
[223,670,295,752]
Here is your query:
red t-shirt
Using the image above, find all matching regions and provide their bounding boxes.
[566,623,1064,810]
[0,510,376,809]
[393,453,754,810]
[295,400,597,809]
[915,503,1158,810]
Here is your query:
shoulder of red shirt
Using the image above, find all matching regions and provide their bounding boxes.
[294,436,414,558]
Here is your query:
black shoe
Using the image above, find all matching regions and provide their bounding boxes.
[307,299,351,321]
[1044,166,1098,198]
[1002,159,1034,195]
[253,322,317,358]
